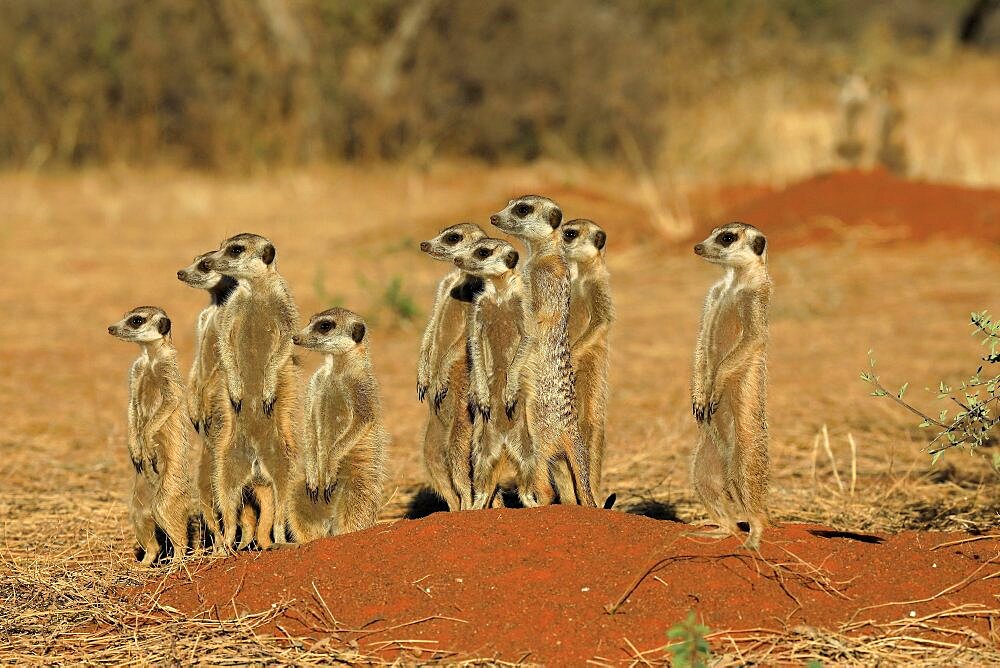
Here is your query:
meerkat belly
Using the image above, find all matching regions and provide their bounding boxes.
[432,300,466,365]
[134,370,161,424]
[199,318,222,377]
[567,294,589,345]
[482,300,519,382]
[321,385,353,442]
[709,301,744,373]
[234,296,282,395]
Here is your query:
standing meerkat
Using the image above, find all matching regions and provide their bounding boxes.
[490,195,597,507]
[873,76,907,175]
[108,306,195,565]
[691,222,772,549]
[288,308,389,540]
[561,219,613,503]
[835,73,870,166]
[176,252,250,551]
[416,223,487,510]
[208,233,300,550]
[453,237,531,509]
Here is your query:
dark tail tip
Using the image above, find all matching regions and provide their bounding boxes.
[603,492,617,510]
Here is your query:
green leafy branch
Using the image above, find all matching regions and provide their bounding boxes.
[861,311,999,465]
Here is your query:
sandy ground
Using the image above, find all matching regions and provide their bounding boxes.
[0,165,998,664]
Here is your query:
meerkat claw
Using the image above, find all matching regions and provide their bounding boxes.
[417,383,428,402]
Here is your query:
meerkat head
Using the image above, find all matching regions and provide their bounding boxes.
[452,238,519,277]
[293,307,368,356]
[177,251,224,290]
[561,219,607,262]
[207,233,277,279]
[419,223,487,261]
[693,222,767,267]
[108,306,172,343]
[490,195,563,240]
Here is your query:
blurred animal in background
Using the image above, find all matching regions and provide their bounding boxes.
[835,73,870,167]
[560,219,613,504]
[453,237,530,509]
[873,76,908,175]
[491,195,597,507]
[690,223,772,549]
[416,223,488,510]
[108,306,196,565]
[288,309,389,540]
[207,233,301,550]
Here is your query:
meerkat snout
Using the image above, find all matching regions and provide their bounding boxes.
[292,334,302,345]
[419,241,431,252]
[489,214,501,226]
[694,243,706,255]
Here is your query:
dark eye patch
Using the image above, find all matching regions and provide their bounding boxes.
[513,203,533,217]
[475,247,493,259]
[444,233,462,245]
[197,260,211,272]
[229,245,244,257]
[562,229,579,242]
[315,319,335,334]
[716,231,738,247]
[128,316,146,328]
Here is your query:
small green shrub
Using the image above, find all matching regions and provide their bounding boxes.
[667,611,711,668]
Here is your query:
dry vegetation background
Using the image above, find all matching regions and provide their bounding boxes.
[1,0,999,664]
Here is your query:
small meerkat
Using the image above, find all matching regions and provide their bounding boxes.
[108,306,195,565]
[288,308,389,540]
[561,219,613,503]
[691,222,772,549]
[874,76,907,175]
[416,223,487,510]
[453,237,532,509]
[176,252,245,551]
[490,195,597,508]
[207,233,300,550]
[835,72,869,166]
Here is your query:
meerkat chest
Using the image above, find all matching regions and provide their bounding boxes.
[133,365,164,420]
[479,296,520,368]
[316,378,352,426]
[434,297,467,350]
[567,283,591,340]
[707,287,746,352]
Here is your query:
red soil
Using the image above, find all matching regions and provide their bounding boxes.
[714,169,1000,246]
[147,506,999,665]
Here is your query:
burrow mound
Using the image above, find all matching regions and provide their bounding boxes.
[717,169,1000,246]
[140,506,998,665]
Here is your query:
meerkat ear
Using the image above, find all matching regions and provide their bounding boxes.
[505,250,519,269]
[158,317,172,336]
[261,244,276,265]
[351,322,366,344]
[594,230,607,250]
[752,235,767,256]
[548,206,563,229]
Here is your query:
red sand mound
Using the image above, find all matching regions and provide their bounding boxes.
[717,169,1000,246]
[146,507,999,665]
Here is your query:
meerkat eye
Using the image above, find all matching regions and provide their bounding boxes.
[562,229,579,241]
[717,232,738,246]
[315,320,334,334]
[513,203,533,217]
[475,248,492,259]
[444,233,462,245]
[128,316,146,328]
[228,245,244,257]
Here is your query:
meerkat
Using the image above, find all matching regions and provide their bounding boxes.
[207,233,300,550]
[560,219,613,503]
[176,252,251,551]
[873,76,907,175]
[108,306,196,565]
[452,237,532,508]
[416,223,487,510]
[287,308,389,540]
[691,222,772,549]
[490,195,597,508]
[835,72,869,166]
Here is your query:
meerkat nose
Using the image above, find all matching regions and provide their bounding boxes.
[176,270,186,280]
[694,243,705,255]
[107,326,116,335]
[419,241,431,252]
[489,214,500,225]
[292,334,301,345]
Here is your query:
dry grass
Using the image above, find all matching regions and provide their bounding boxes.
[0,165,998,664]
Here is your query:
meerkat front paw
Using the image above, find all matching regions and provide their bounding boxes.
[262,390,277,417]
[429,378,449,413]
[502,381,520,419]
[228,380,243,414]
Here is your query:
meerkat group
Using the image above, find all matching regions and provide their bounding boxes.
[108,195,772,564]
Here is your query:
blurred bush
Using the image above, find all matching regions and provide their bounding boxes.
[0,0,991,170]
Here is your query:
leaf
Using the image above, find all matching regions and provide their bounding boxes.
[897,382,909,399]
[931,450,943,466]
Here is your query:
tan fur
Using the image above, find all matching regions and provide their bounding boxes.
[454,238,533,509]
[491,196,597,507]
[835,73,870,166]
[288,309,389,541]
[691,222,772,549]
[208,233,300,550]
[109,306,196,565]
[874,77,907,175]
[416,223,486,509]
[562,220,613,502]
